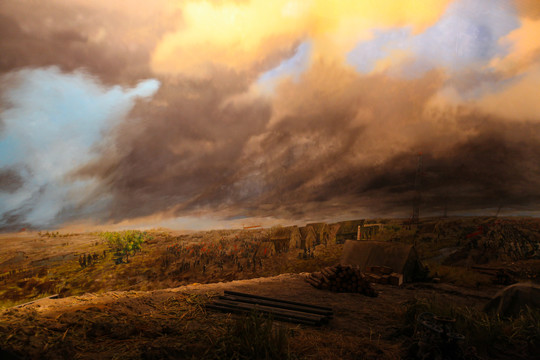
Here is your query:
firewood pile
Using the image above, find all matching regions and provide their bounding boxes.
[305,264,377,297]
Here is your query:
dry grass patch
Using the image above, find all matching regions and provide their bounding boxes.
[402,296,540,359]
[426,263,492,288]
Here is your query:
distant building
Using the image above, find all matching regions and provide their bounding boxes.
[305,222,331,246]
[256,241,276,257]
[273,219,384,250]
[358,223,384,240]
[269,226,301,252]
[327,224,341,245]
[299,226,317,249]
[287,226,302,249]
[335,220,365,244]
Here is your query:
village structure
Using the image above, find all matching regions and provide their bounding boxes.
[267,219,385,253]
[267,220,424,286]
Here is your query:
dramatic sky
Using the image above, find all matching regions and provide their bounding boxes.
[1,0,540,231]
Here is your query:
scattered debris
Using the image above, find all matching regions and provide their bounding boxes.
[206,290,333,326]
[305,264,377,297]
[410,312,466,360]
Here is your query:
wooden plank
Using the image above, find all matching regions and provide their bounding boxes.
[215,298,327,321]
[205,303,319,326]
[389,272,403,286]
[223,290,333,312]
[220,295,333,317]
[212,299,328,324]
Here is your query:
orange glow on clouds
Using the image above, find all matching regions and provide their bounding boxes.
[490,18,540,76]
[151,0,452,76]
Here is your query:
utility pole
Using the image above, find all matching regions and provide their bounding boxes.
[411,152,422,227]
[442,196,448,218]
[495,204,502,217]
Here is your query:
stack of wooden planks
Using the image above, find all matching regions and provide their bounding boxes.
[206,290,333,326]
[305,264,377,297]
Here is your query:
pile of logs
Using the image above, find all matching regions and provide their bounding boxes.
[305,264,377,297]
[206,290,333,326]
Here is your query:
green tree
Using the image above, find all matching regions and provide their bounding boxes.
[101,230,151,263]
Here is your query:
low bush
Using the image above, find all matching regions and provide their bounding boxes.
[403,297,540,359]
[212,311,292,360]
[100,230,153,263]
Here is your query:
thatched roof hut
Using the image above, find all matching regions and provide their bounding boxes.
[268,226,299,252]
[327,224,341,245]
[287,226,302,249]
[299,226,317,249]
[256,241,276,257]
[306,222,331,245]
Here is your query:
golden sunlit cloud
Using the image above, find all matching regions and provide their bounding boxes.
[151,0,451,76]
[476,65,540,121]
[152,0,308,76]
[490,18,540,76]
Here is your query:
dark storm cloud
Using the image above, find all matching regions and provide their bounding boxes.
[76,58,540,223]
[0,167,24,193]
[515,0,540,19]
[0,185,47,231]
[0,1,174,84]
[353,117,540,213]
[60,61,487,222]
[76,67,273,221]
[231,114,540,220]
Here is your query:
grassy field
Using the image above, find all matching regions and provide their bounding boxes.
[0,229,344,308]
[1,216,539,308]
[0,217,539,359]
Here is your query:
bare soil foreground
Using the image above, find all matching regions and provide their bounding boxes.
[0,273,508,360]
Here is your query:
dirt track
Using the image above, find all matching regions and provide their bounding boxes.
[0,273,500,359]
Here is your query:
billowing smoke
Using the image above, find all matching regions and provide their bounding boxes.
[1,0,540,230]
[77,62,540,223]
[0,67,160,230]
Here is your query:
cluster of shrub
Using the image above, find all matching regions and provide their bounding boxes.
[99,231,153,264]
[37,231,75,238]
[78,252,103,268]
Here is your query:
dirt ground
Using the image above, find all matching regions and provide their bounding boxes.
[2,218,537,359]
[0,273,500,359]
